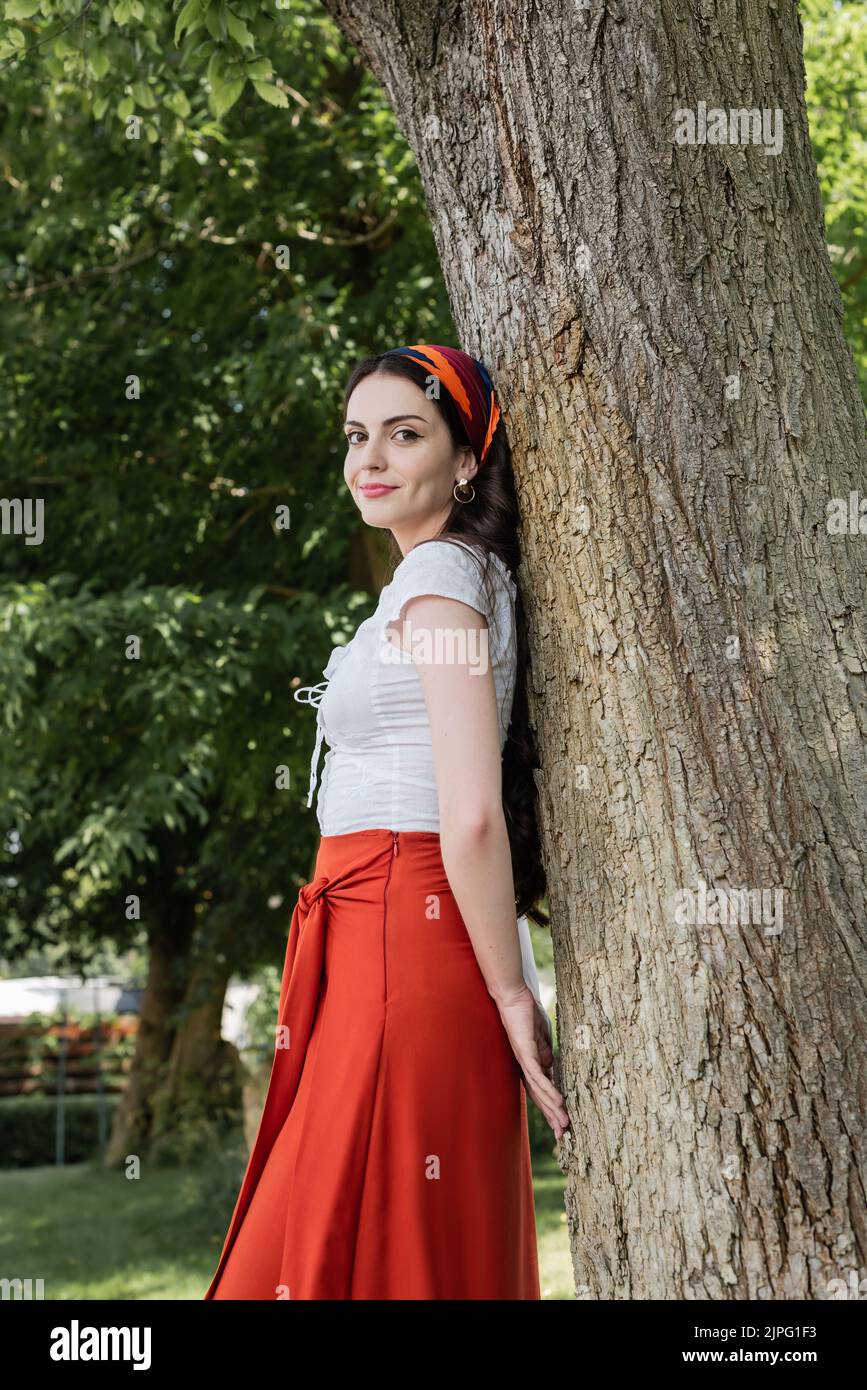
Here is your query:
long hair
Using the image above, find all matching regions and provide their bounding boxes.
[341,352,548,928]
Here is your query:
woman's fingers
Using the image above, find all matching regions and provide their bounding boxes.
[519,1051,570,1137]
[528,1080,569,1140]
[497,990,568,1138]
[527,1039,561,1100]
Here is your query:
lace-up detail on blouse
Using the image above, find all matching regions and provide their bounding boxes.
[293,646,350,809]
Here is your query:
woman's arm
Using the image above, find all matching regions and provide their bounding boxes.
[396,592,569,1140]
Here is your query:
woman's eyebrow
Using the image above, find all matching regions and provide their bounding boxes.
[344,414,430,428]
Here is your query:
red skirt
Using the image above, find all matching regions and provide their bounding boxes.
[203,828,541,1300]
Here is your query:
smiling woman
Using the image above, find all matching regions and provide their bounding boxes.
[343,384,471,533]
[204,344,566,1303]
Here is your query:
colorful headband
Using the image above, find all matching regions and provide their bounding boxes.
[382,343,501,464]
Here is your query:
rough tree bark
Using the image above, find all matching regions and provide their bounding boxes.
[320,0,867,1298]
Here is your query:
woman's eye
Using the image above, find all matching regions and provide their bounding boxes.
[344,428,418,445]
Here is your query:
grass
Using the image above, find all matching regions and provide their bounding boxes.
[533,1147,576,1300]
[0,1157,232,1300]
[1,1145,573,1300]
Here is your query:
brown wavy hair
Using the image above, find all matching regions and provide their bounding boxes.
[342,352,549,928]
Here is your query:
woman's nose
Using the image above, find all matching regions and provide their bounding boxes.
[355,441,387,472]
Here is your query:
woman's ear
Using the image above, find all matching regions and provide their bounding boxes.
[460,444,479,480]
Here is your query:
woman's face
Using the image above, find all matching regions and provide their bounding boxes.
[343,371,476,553]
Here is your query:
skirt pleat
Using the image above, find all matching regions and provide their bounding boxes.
[204,828,541,1300]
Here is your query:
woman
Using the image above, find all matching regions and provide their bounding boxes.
[204,343,569,1301]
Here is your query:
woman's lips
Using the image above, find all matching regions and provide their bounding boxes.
[359,484,398,497]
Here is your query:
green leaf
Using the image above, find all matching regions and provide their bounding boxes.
[5,0,41,18]
[53,33,77,59]
[226,10,254,49]
[244,56,272,80]
[89,47,111,80]
[209,75,245,118]
[132,80,157,109]
[174,0,203,45]
[206,49,225,86]
[252,80,288,108]
[1,27,26,52]
[166,89,191,118]
[205,2,227,41]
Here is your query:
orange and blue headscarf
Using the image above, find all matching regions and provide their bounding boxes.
[382,343,501,464]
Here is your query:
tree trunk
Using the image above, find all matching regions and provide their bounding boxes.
[150,952,245,1163]
[105,898,196,1167]
[321,0,867,1297]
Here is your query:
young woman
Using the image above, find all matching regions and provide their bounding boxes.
[204,343,569,1301]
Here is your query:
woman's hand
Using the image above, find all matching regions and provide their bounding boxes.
[494,984,570,1141]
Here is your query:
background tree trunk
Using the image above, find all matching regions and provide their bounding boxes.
[106,899,196,1166]
[150,952,245,1164]
[321,0,867,1297]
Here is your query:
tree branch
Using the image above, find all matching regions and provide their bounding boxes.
[7,246,160,300]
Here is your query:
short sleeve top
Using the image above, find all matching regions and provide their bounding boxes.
[293,538,518,837]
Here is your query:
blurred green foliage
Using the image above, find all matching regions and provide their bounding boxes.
[0,0,454,974]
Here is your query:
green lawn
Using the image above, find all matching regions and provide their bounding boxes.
[0,1147,573,1300]
[533,1148,576,1300]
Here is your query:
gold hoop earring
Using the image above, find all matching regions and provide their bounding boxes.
[453,478,475,504]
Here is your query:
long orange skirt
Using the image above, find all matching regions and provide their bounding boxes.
[203,828,541,1300]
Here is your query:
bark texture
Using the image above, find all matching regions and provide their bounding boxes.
[105,899,196,1166]
[320,0,867,1298]
[150,953,244,1162]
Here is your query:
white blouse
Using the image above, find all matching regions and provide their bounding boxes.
[294,538,551,1039]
